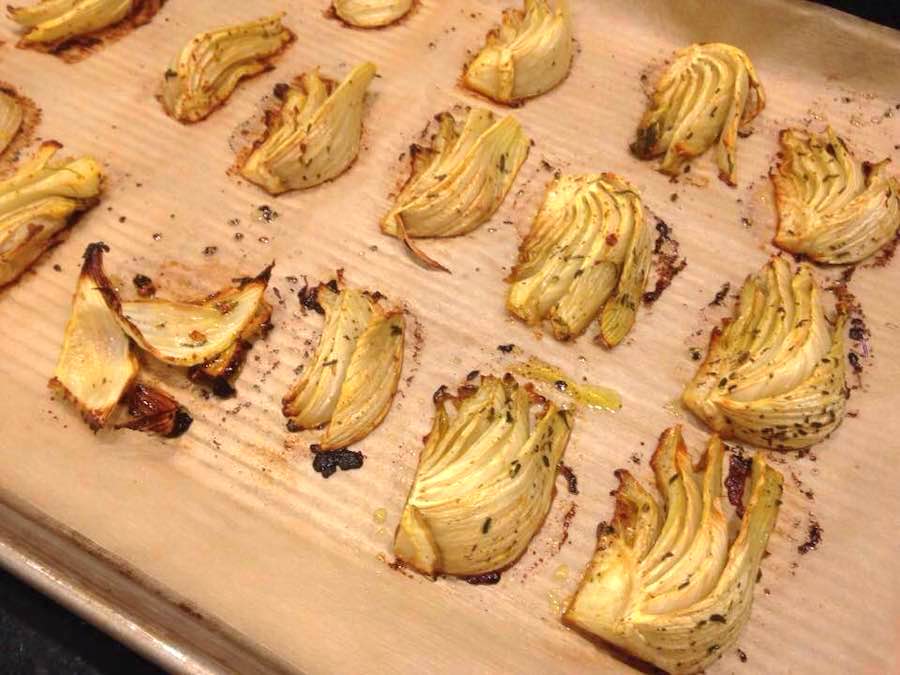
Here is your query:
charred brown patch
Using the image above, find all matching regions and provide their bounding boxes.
[432,384,451,404]
[132,273,156,298]
[522,381,548,406]
[311,447,364,478]
[709,282,731,306]
[610,470,637,527]
[298,277,325,314]
[557,503,577,551]
[81,242,117,302]
[825,279,870,385]
[116,383,192,438]
[630,122,660,159]
[456,383,479,400]
[462,571,501,585]
[724,448,752,517]
[797,515,822,554]
[869,227,900,268]
[232,262,274,290]
[558,462,579,495]
[642,217,687,305]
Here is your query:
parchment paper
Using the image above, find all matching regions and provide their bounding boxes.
[0,1,898,673]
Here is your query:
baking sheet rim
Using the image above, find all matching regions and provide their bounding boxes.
[0,490,285,675]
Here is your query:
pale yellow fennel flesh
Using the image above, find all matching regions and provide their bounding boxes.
[506,172,651,346]
[381,107,530,271]
[394,374,572,577]
[463,0,573,104]
[772,126,900,264]
[282,279,405,450]
[564,425,782,675]
[8,0,157,46]
[50,243,139,430]
[0,141,102,287]
[161,14,295,123]
[682,256,847,449]
[332,0,412,27]
[0,87,24,156]
[98,264,274,367]
[631,42,765,185]
[240,62,376,194]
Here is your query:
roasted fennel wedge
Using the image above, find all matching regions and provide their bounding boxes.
[161,14,295,123]
[683,257,847,449]
[0,141,103,287]
[332,0,412,27]
[99,264,274,367]
[564,426,782,675]
[240,62,376,194]
[381,107,530,270]
[50,243,138,430]
[463,0,573,104]
[51,243,268,432]
[772,127,900,264]
[282,278,405,450]
[8,0,163,48]
[507,173,651,346]
[632,43,764,186]
[394,374,572,577]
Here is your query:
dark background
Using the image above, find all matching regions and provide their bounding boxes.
[1,2,896,674]
[824,0,900,27]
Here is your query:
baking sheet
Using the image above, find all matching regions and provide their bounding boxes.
[0,0,898,673]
